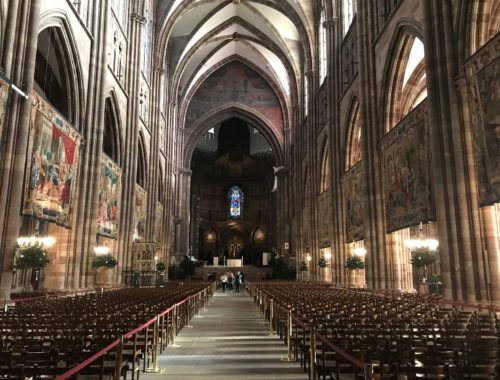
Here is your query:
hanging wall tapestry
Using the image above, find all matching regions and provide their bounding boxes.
[465,34,500,205]
[23,92,81,227]
[0,78,11,151]
[97,154,122,238]
[133,184,147,242]
[343,162,364,242]
[155,201,163,243]
[380,101,435,232]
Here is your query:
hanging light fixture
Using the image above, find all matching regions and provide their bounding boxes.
[354,247,367,257]
[17,230,55,249]
[404,222,439,251]
[94,236,110,256]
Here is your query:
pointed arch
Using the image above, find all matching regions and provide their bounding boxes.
[103,92,123,166]
[345,97,361,171]
[37,11,85,129]
[382,23,427,133]
[468,0,500,55]
[320,137,330,193]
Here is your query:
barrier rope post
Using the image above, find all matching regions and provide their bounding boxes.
[114,336,124,380]
[159,314,165,353]
[146,315,164,373]
[268,299,274,335]
[309,327,316,380]
[281,307,294,362]
[203,288,207,311]
[172,304,178,346]
[187,298,192,327]
[3,299,7,312]
[364,363,374,379]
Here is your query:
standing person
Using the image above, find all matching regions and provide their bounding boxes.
[220,273,228,292]
[227,272,234,292]
[235,271,241,294]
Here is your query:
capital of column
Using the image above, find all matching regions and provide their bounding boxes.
[153,66,166,75]
[131,13,147,25]
[178,167,192,176]
[323,18,338,28]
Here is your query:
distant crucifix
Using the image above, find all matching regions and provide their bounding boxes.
[271,166,285,192]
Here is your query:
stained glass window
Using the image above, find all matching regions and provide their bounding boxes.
[228,186,244,219]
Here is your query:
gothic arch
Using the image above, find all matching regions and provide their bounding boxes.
[184,105,285,169]
[136,131,147,188]
[180,56,290,133]
[37,10,85,129]
[344,96,361,171]
[380,21,427,134]
[103,92,123,166]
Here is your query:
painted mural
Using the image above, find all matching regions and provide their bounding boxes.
[343,162,364,242]
[185,61,284,133]
[0,78,10,150]
[466,35,500,205]
[155,201,163,243]
[380,101,435,232]
[23,92,81,227]
[133,184,147,242]
[97,154,122,238]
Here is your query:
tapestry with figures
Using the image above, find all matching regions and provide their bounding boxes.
[465,34,500,205]
[23,92,81,227]
[97,154,122,238]
[380,101,435,232]
[155,201,163,243]
[134,184,147,241]
[0,78,10,151]
[343,162,364,242]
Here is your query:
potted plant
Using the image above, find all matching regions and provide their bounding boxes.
[156,261,166,272]
[410,247,438,283]
[318,256,328,268]
[345,255,365,270]
[14,246,50,291]
[92,254,117,286]
[299,261,308,272]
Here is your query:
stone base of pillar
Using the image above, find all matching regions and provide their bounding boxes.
[0,273,13,300]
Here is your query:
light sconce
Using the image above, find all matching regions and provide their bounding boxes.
[354,247,367,257]
[404,222,439,251]
[17,230,55,250]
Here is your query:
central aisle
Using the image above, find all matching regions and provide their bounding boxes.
[142,289,308,380]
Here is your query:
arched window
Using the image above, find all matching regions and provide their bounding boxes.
[319,2,327,85]
[342,0,356,36]
[320,141,330,192]
[386,35,427,131]
[346,101,361,170]
[228,186,244,219]
[137,133,147,188]
[103,97,120,163]
[141,0,153,80]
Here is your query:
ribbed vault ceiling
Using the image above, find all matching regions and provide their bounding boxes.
[156,0,314,135]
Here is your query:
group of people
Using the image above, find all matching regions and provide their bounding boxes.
[220,271,245,294]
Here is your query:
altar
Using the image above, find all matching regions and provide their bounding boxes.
[226,258,243,267]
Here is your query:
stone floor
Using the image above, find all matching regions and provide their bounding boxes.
[141,289,308,380]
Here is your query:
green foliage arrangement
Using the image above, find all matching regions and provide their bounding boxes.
[168,256,196,280]
[14,247,50,269]
[299,261,308,272]
[92,254,118,269]
[410,248,438,268]
[429,273,441,283]
[156,261,166,272]
[345,255,365,270]
[318,256,328,268]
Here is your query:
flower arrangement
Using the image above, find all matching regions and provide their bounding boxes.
[299,261,308,272]
[345,255,365,270]
[14,246,50,269]
[318,256,328,268]
[410,247,438,268]
[92,254,118,269]
[156,261,166,272]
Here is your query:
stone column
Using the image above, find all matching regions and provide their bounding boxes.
[177,168,192,257]
[356,0,388,289]
[0,0,41,299]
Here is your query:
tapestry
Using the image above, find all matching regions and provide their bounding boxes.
[155,201,163,243]
[133,184,147,241]
[343,162,364,242]
[0,78,10,150]
[380,101,435,232]
[465,34,500,205]
[23,92,81,226]
[97,154,122,238]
